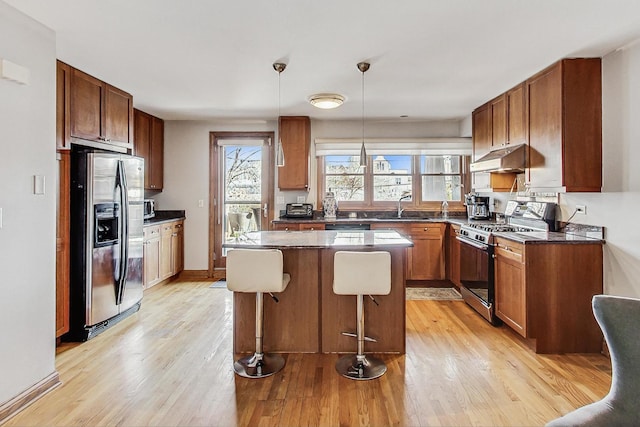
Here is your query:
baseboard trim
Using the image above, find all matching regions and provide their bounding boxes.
[179,270,209,280]
[0,371,61,425]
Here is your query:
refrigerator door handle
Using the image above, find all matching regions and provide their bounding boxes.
[115,160,130,305]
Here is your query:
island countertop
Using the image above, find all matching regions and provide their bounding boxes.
[223,229,414,250]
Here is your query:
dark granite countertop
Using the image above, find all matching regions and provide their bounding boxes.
[494,230,604,244]
[273,215,604,244]
[143,210,186,226]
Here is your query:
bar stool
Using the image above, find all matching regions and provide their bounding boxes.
[333,250,391,380]
[226,248,290,378]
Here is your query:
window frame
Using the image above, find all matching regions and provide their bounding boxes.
[317,154,470,211]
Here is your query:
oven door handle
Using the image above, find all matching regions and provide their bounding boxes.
[456,235,490,251]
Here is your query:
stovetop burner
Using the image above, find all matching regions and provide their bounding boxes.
[465,223,533,233]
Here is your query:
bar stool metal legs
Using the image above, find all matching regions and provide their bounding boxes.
[233,292,285,378]
[335,294,387,380]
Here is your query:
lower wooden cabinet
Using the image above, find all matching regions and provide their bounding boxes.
[493,236,604,354]
[447,224,461,287]
[56,151,70,338]
[494,237,526,336]
[143,225,161,288]
[171,221,184,274]
[144,219,184,289]
[406,223,446,280]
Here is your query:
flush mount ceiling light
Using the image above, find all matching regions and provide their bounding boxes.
[308,93,345,109]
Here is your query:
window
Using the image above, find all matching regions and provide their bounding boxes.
[319,154,468,209]
[372,155,412,202]
[324,155,365,201]
[420,155,463,202]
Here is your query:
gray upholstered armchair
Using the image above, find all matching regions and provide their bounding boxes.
[546,295,640,427]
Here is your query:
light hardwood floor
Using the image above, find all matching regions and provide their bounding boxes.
[7,279,611,426]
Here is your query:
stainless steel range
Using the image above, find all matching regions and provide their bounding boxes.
[457,201,556,324]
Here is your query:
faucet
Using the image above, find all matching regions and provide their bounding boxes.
[397,191,412,218]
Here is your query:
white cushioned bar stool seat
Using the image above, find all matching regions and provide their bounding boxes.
[333,251,391,380]
[227,249,290,378]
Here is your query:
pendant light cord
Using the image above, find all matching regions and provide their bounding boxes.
[362,67,365,147]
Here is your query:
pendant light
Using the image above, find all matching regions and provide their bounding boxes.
[273,62,287,167]
[357,62,370,167]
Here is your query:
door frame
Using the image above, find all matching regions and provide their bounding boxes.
[208,131,275,275]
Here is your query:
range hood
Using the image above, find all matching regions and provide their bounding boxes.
[469,144,526,173]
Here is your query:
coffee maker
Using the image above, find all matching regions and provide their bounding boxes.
[464,194,491,220]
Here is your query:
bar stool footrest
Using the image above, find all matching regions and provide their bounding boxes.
[340,331,377,342]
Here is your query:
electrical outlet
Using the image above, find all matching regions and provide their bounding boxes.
[576,205,587,214]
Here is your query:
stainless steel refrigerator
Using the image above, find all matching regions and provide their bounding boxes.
[67,147,144,341]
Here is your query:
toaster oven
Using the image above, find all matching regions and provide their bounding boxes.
[285,203,313,218]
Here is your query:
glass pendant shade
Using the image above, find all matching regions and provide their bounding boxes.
[359,142,367,167]
[276,139,285,167]
[273,62,287,168]
[357,62,370,168]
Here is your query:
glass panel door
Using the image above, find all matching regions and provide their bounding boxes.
[210,132,274,272]
[223,144,263,245]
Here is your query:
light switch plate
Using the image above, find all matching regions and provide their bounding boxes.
[34,175,45,195]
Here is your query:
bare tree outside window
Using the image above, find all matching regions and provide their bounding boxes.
[224,146,262,237]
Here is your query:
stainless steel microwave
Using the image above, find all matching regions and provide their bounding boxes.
[143,199,155,219]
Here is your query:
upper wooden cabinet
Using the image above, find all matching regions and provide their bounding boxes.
[69,67,134,150]
[490,94,507,147]
[472,103,492,161]
[56,61,71,150]
[134,109,164,190]
[506,83,527,146]
[278,116,310,190]
[490,83,528,149]
[527,58,602,192]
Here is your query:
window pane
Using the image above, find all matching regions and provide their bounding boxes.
[372,155,411,174]
[421,155,461,174]
[373,176,412,201]
[325,155,364,174]
[225,146,262,201]
[421,175,462,201]
[326,176,364,201]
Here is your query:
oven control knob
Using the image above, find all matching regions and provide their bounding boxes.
[478,236,485,242]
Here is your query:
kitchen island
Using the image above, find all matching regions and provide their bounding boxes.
[223,230,413,354]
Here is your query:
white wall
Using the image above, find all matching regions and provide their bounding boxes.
[0,1,57,405]
[157,118,463,271]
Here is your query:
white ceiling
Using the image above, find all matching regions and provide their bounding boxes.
[6,0,640,122]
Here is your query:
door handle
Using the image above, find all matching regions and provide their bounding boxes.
[263,203,268,218]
